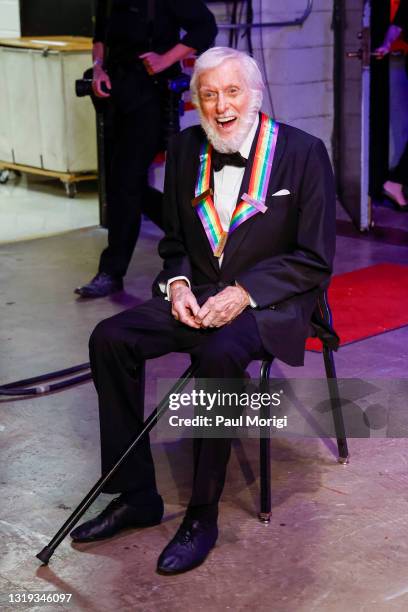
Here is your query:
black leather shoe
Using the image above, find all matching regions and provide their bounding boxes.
[75,272,123,298]
[157,517,218,574]
[70,497,164,542]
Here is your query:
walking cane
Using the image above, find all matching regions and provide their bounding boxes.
[36,362,198,564]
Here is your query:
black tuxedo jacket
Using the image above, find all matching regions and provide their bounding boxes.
[153,115,336,366]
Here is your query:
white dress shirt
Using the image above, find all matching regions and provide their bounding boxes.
[213,115,259,254]
[165,115,259,303]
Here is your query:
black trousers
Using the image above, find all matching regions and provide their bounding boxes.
[389,142,408,186]
[89,297,266,516]
[388,58,408,188]
[98,66,165,278]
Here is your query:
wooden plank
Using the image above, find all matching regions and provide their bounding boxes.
[0,161,96,182]
[0,36,92,53]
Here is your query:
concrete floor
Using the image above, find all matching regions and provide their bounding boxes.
[0,173,99,244]
[1,200,408,612]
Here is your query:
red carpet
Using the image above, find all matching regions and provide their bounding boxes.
[306,263,408,351]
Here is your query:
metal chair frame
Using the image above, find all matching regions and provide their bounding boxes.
[258,345,349,524]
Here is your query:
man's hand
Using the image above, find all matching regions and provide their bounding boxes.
[140,43,195,75]
[92,65,112,98]
[195,286,250,329]
[139,52,171,75]
[170,281,201,329]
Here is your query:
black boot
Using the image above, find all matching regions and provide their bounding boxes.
[75,272,123,298]
[70,496,164,542]
[157,516,218,574]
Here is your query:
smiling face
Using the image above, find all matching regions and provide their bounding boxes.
[197,59,255,153]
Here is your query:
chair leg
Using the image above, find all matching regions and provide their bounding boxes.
[259,360,272,523]
[323,346,349,464]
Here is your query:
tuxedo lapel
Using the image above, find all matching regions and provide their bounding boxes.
[185,128,221,277]
[221,116,287,271]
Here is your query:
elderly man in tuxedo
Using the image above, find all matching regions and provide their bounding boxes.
[70,47,336,574]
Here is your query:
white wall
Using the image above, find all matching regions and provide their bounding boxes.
[210,0,334,157]
[0,1,334,154]
[0,0,20,38]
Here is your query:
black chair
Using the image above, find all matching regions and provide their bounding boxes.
[257,291,349,524]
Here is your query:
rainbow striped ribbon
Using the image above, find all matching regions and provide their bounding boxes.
[192,113,279,257]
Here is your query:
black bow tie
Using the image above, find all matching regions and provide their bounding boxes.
[212,150,247,172]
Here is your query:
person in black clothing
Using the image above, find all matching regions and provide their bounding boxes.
[69,46,337,574]
[75,0,217,297]
[375,0,407,210]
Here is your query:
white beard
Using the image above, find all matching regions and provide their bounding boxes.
[199,94,261,154]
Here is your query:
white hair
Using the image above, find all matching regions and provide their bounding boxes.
[190,47,265,153]
[190,46,265,109]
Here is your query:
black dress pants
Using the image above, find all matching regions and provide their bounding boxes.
[89,297,266,517]
[388,59,408,188]
[98,66,164,278]
[389,142,408,186]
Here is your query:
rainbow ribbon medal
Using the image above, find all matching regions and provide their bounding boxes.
[192,113,279,258]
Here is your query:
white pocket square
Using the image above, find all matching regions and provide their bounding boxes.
[272,189,290,196]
